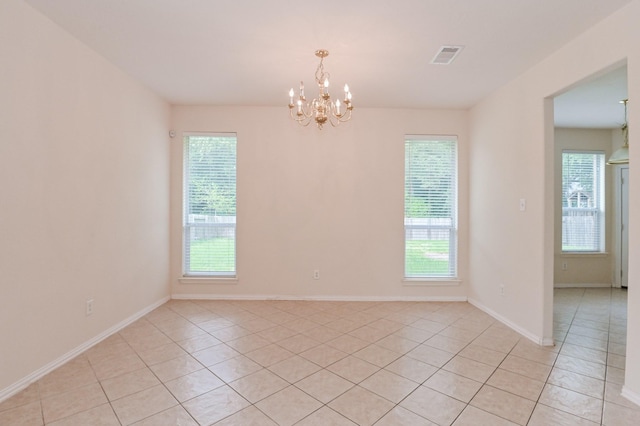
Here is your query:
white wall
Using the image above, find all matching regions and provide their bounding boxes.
[0,0,170,395]
[469,0,640,400]
[170,106,469,301]
[554,128,613,287]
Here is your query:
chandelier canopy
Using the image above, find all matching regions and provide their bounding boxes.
[288,49,353,129]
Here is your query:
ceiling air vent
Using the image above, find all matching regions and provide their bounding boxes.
[431,45,464,65]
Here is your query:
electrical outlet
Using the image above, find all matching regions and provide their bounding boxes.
[562,262,568,271]
[313,269,320,280]
[500,285,505,296]
[86,298,94,316]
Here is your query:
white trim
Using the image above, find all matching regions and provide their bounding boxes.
[554,282,612,288]
[179,277,239,285]
[468,298,550,346]
[621,385,640,406]
[0,296,170,404]
[402,279,462,287]
[171,293,468,303]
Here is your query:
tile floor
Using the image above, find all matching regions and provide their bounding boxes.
[1,288,638,425]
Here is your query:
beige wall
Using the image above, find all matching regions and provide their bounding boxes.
[0,0,170,395]
[170,106,469,301]
[469,0,640,401]
[554,128,613,286]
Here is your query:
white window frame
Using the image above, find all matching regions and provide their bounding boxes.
[183,132,237,277]
[404,135,458,279]
[561,150,605,253]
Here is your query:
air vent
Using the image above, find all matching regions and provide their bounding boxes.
[431,45,464,65]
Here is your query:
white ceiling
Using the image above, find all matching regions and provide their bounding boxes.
[24,0,631,126]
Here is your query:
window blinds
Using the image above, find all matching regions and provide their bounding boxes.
[183,134,237,276]
[561,150,605,252]
[405,136,457,278]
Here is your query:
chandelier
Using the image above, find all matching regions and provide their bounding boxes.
[607,98,629,165]
[288,49,353,129]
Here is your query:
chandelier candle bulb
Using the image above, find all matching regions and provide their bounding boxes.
[288,49,354,129]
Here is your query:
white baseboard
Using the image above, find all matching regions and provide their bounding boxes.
[171,293,468,303]
[554,283,612,288]
[0,295,170,404]
[621,385,640,406]
[467,298,551,346]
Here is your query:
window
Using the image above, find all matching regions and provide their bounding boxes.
[405,135,457,278]
[183,134,237,276]
[561,150,605,252]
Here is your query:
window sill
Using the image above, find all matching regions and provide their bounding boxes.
[179,277,238,285]
[403,278,461,287]
[560,252,609,258]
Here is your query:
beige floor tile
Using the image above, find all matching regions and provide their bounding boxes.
[177,333,221,353]
[183,385,250,425]
[360,369,419,403]
[604,381,640,410]
[607,353,626,369]
[101,367,160,401]
[295,406,357,425]
[499,354,552,382]
[326,334,370,354]
[37,356,97,399]
[148,354,203,382]
[207,354,262,383]
[348,325,391,343]
[213,405,278,425]
[328,385,394,425]
[256,385,323,426]
[486,368,545,401]
[164,368,224,402]
[458,343,507,367]
[191,343,241,367]
[472,334,519,354]
[399,385,466,425]
[555,354,606,380]
[111,384,177,425]
[561,343,607,365]
[375,406,436,425]
[0,401,43,426]
[277,334,321,354]
[547,367,605,399]
[327,355,380,384]
[295,369,354,403]
[245,343,295,367]
[410,318,447,334]
[406,343,454,368]
[443,355,496,383]
[91,352,147,381]
[353,344,401,367]
[528,402,600,425]
[453,405,518,426]
[510,340,559,365]
[46,403,119,426]
[228,368,289,403]
[130,405,197,426]
[268,355,322,383]
[565,333,609,352]
[424,334,468,354]
[41,382,107,424]
[137,342,187,366]
[376,334,420,354]
[209,325,252,342]
[384,355,438,383]
[299,344,348,368]
[0,383,39,412]
[424,369,482,403]
[470,385,535,425]
[303,325,343,343]
[538,383,603,423]
[256,324,299,342]
[392,325,434,343]
[603,401,640,425]
[226,334,271,354]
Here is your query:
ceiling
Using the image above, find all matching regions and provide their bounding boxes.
[24,0,631,127]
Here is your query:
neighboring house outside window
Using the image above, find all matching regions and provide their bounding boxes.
[183,133,237,276]
[561,150,605,252]
[405,135,458,278]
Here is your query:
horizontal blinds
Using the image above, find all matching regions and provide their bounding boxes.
[184,134,237,275]
[561,151,604,252]
[405,137,457,277]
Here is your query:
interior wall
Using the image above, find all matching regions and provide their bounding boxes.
[170,106,469,300]
[469,0,640,400]
[0,0,171,395]
[554,128,613,287]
